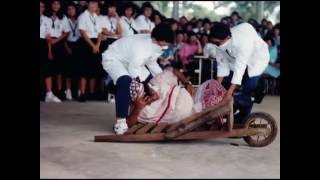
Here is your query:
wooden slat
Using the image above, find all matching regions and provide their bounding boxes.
[94,128,268,142]
[135,123,156,134]
[150,123,168,133]
[124,123,145,135]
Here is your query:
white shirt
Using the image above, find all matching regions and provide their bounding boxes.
[40,15,51,39]
[203,43,218,59]
[99,15,120,39]
[135,15,155,32]
[120,16,139,37]
[48,15,70,38]
[78,10,103,38]
[102,34,163,82]
[206,23,269,85]
[66,18,80,42]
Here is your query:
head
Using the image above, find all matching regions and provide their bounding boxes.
[187,32,198,45]
[171,21,178,32]
[209,22,232,46]
[141,2,153,18]
[267,21,273,30]
[196,19,203,28]
[40,1,45,15]
[176,31,184,43]
[102,2,117,16]
[201,34,209,46]
[51,0,61,13]
[203,22,211,31]
[185,23,193,32]
[273,23,280,36]
[179,16,188,26]
[261,18,268,26]
[263,34,275,48]
[231,11,240,22]
[151,23,175,47]
[122,2,135,18]
[66,2,78,18]
[220,17,229,26]
[87,0,98,13]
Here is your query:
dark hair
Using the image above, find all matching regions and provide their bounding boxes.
[176,30,184,36]
[151,23,175,44]
[140,2,153,14]
[118,2,136,17]
[45,0,64,19]
[86,0,99,3]
[209,22,231,40]
[231,11,240,17]
[165,18,178,25]
[263,32,275,46]
[101,1,117,16]
[65,1,80,18]
[151,10,166,23]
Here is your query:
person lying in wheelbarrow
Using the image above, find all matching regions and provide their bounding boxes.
[206,22,269,124]
[126,67,227,129]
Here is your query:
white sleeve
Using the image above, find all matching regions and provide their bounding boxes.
[128,46,146,79]
[231,42,254,85]
[146,59,163,76]
[78,15,87,31]
[135,16,144,30]
[217,54,230,78]
[63,17,71,33]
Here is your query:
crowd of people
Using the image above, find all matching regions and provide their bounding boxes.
[40,0,280,103]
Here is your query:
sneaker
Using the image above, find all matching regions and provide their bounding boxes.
[78,94,86,102]
[113,119,128,135]
[45,93,62,103]
[65,89,72,100]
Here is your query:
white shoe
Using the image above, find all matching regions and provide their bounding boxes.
[65,89,73,100]
[108,94,115,103]
[45,93,61,103]
[113,119,128,135]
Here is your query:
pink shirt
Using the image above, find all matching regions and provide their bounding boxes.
[178,43,199,65]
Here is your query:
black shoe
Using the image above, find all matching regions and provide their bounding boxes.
[78,94,86,102]
[57,90,66,101]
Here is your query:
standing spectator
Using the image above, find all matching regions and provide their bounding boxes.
[230,11,243,27]
[135,2,155,34]
[46,0,71,101]
[175,30,185,50]
[165,18,178,33]
[119,2,139,37]
[273,23,280,47]
[77,0,103,102]
[193,19,203,33]
[64,2,81,100]
[41,0,61,102]
[200,33,209,48]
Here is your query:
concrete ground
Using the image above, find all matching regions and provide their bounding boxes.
[40,96,280,179]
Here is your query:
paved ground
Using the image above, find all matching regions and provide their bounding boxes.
[40,96,280,179]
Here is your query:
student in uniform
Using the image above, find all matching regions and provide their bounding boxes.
[76,1,88,14]
[64,2,80,100]
[208,22,269,124]
[100,1,122,52]
[119,2,139,37]
[40,0,61,103]
[46,0,71,101]
[77,0,103,102]
[135,2,155,34]
[101,23,175,134]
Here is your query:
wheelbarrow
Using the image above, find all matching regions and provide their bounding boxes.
[94,98,278,147]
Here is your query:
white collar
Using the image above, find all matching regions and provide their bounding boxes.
[86,10,97,17]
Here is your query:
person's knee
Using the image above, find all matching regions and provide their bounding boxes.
[116,75,132,88]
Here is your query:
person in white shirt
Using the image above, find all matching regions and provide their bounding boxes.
[119,2,139,37]
[46,0,71,101]
[99,2,122,52]
[40,0,61,103]
[135,2,155,34]
[64,2,81,101]
[77,0,103,102]
[208,22,269,124]
[101,23,175,135]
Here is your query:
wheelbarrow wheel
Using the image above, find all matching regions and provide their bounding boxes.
[243,112,278,147]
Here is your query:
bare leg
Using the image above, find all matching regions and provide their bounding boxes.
[66,78,72,90]
[89,78,96,94]
[56,74,63,91]
[45,76,52,92]
[80,77,87,94]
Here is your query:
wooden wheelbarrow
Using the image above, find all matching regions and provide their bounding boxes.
[94,99,278,147]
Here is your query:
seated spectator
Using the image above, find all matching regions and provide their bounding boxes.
[135,2,155,34]
[178,31,203,78]
[193,19,203,33]
[263,34,280,78]
[151,10,166,26]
